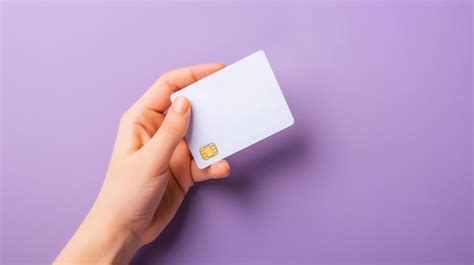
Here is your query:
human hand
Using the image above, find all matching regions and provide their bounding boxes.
[55,64,231,264]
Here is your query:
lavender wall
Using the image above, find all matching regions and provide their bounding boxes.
[1,2,472,264]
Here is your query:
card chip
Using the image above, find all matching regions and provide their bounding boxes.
[199,143,218,160]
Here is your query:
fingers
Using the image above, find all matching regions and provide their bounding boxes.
[169,142,231,194]
[135,64,225,113]
[191,160,231,182]
[139,96,191,174]
[169,140,194,192]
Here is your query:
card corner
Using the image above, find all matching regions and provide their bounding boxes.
[255,49,266,58]
[288,115,295,127]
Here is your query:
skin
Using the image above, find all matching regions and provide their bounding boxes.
[54,64,230,264]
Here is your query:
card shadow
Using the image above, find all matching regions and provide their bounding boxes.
[205,126,316,203]
[130,124,317,264]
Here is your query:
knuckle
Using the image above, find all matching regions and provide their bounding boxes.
[157,73,170,85]
[119,111,131,124]
[134,111,147,124]
[120,109,146,125]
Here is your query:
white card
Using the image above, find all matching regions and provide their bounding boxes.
[171,50,294,169]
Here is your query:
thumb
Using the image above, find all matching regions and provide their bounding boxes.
[140,96,191,174]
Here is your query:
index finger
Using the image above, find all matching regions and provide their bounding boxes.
[135,64,225,113]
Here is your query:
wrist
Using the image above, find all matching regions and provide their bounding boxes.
[84,214,142,264]
[55,209,143,264]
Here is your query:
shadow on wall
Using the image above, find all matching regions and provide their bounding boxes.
[210,126,315,200]
[130,121,317,264]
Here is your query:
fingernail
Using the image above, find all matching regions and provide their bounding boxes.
[172,97,189,114]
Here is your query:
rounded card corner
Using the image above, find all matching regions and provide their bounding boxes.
[289,116,295,126]
[256,50,266,57]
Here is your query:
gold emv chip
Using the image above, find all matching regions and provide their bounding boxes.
[199,143,218,160]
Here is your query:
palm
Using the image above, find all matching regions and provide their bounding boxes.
[125,109,194,243]
[119,64,229,244]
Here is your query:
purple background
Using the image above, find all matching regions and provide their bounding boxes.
[1,1,472,264]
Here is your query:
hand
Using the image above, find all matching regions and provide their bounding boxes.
[55,64,231,264]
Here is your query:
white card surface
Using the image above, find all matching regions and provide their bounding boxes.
[171,50,294,169]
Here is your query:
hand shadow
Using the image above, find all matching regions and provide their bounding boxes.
[130,124,316,264]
